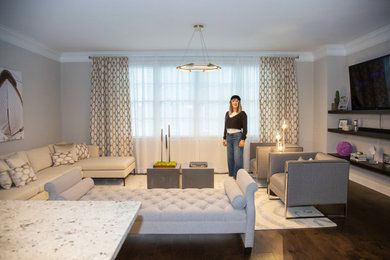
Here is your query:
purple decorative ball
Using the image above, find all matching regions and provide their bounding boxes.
[336,142,353,156]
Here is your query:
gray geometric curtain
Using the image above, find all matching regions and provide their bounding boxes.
[259,57,298,144]
[90,56,134,156]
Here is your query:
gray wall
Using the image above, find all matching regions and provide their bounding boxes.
[60,62,91,143]
[296,61,314,151]
[0,40,62,154]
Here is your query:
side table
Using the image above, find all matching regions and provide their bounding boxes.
[181,163,214,188]
[147,164,180,189]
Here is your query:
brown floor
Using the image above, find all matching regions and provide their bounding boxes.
[116,181,390,260]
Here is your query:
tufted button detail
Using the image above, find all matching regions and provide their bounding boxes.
[79,187,246,222]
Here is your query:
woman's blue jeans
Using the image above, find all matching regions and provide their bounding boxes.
[226,132,243,179]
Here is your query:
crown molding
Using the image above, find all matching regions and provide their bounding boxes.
[313,45,346,61]
[60,50,314,62]
[0,25,61,61]
[345,24,390,55]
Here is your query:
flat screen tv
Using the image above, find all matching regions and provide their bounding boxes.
[349,54,390,110]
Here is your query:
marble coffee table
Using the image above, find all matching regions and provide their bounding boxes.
[0,200,141,260]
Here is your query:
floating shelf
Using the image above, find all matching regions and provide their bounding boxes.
[328,110,390,115]
[329,153,390,177]
[328,127,390,140]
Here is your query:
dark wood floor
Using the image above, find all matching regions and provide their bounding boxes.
[116,181,390,260]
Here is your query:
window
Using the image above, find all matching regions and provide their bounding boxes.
[129,56,259,138]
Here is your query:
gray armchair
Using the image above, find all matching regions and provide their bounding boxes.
[267,152,349,218]
[249,143,303,180]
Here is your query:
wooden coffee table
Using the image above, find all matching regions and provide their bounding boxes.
[181,163,214,188]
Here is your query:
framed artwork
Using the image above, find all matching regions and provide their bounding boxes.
[0,67,24,143]
[338,119,348,129]
[339,96,349,110]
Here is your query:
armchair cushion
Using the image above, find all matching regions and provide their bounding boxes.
[269,173,285,200]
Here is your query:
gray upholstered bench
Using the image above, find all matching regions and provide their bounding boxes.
[44,168,258,249]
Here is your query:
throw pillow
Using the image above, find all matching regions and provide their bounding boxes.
[5,153,29,168]
[51,151,76,167]
[0,159,10,172]
[285,156,313,172]
[53,144,78,162]
[224,178,247,209]
[54,143,75,153]
[9,163,38,187]
[315,152,333,160]
[0,171,13,189]
[75,143,90,160]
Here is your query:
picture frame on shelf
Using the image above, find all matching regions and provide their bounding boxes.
[338,119,348,129]
[339,96,349,110]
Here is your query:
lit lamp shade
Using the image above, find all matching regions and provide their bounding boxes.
[336,141,353,156]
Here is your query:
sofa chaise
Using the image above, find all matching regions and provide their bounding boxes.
[0,143,135,200]
[44,167,259,249]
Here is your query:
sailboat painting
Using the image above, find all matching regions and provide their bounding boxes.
[0,68,24,143]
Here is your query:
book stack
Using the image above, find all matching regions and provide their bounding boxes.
[350,152,367,162]
[189,161,208,168]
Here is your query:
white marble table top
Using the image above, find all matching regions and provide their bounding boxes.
[0,200,141,260]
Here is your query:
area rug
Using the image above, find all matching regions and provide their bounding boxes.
[254,189,336,230]
[94,174,336,230]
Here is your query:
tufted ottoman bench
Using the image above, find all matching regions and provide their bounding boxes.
[44,168,258,249]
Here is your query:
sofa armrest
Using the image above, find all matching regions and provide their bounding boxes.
[87,145,99,158]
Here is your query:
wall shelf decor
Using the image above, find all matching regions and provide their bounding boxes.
[328,110,390,115]
[329,153,390,177]
[328,127,390,140]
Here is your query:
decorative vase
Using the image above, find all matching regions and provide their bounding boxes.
[336,142,353,156]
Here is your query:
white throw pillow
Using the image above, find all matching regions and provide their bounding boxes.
[0,159,10,172]
[51,151,76,167]
[75,143,90,160]
[0,170,13,189]
[285,156,313,172]
[5,153,29,168]
[9,163,38,187]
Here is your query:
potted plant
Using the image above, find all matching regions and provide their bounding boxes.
[332,90,340,110]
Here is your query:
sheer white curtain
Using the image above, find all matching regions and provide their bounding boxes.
[129,56,259,173]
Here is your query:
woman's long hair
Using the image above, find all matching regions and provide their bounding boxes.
[229,100,242,115]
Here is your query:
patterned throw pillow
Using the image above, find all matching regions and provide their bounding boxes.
[8,163,38,187]
[51,151,76,167]
[54,144,78,162]
[0,171,13,189]
[75,143,90,160]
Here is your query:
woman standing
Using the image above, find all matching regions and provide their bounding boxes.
[222,95,247,179]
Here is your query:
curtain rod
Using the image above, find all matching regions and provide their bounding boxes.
[88,55,300,59]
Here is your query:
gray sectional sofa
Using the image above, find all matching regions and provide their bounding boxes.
[0,144,135,200]
[44,168,259,249]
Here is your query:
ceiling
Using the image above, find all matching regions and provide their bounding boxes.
[1,0,390,58]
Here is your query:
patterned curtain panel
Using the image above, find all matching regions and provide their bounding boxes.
[90,57,133,156]
[259,57,298,144]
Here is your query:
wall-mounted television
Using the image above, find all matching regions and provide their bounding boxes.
[349,54,390,110]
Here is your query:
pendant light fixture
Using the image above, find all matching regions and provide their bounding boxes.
[177,25,221,72]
